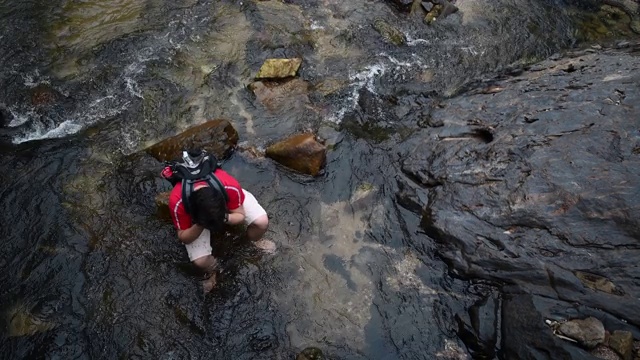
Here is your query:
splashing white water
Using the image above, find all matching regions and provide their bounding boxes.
[12,96,129,144]
[327,63,386,124]
[327,53,429,124]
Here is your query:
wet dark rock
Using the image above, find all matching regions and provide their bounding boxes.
[296,347,325,360]
[385,0,415,12]
[422,1,434,12]
[144,119,239,162]
[609,331,634,360]
[556,317,606,349]
[265,133,326,176]
[501,294,599,359]
[342,88,403,142]
[372,18,406,46]
[0,106,12,127]
[455,292,499,358]
[405,46,640,356]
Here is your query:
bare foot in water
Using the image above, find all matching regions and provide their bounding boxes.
[202,273,217,294]
[254,239,276,254]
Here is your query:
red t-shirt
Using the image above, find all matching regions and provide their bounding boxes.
[168,169,244,230]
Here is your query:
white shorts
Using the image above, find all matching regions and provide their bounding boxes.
[184,189,267,261]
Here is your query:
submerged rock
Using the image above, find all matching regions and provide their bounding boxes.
[249,78,310,113]
[145,119,238,162]
[296,347,325,360]
[372,18,406,46]
[265,133,326,176]
[255,58,302,80]
[7,305,55,337]
[30,84,59,106]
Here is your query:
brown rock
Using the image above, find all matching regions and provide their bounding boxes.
[609,330,634,360]
[592,345,622,360]
[556,317,605,348]
[255,58,302,79]
[145,119,238,162]
[249,78,310,112]
[265,133,326,176]
[296,347,325,360]
[575,271,622,295]
[155,191,171,221]
[30,84,59,106]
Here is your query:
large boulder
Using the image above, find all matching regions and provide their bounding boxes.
[398,44,640,355]
[144,119,238,162]
[265,133,326,176]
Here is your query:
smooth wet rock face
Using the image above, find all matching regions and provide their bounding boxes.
[455,293,499,358]
[400,47,640,358]
[265,133,326,176]
[609,331,634,360]
[557,317,606,348]
[144,119,238,162]
[255,58,302,79]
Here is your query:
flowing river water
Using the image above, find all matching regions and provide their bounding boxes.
[0,0,637,358]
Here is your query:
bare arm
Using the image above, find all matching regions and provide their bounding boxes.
[227,205,246,226]
[177,224,205,244]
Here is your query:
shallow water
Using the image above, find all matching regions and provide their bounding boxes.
[0,0,637,358]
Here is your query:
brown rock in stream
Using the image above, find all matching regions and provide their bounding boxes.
[296,347,325,360]
[155,191,172,221]
[30,84,59,106]
[265,133,326,176]
[609,331,634,360]
[556,317,606,348]
[145,119,238,162]
[255,58,302,79]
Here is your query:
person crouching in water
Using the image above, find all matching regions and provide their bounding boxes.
[163,150,273,292]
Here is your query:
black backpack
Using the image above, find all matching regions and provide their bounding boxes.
[161,150,229,215]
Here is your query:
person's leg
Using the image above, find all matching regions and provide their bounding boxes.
[242,190,275,252]
[185,229,218,292]
[247,214,268,242]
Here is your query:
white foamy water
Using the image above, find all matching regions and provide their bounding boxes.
[327,63,386,124]
[12,50,159,144]
[12,95,129,144]
[327,54,429,124]
[7,108,36,127]
[405,33,431,46]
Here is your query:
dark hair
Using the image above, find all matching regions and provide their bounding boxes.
[190,187,226,232]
